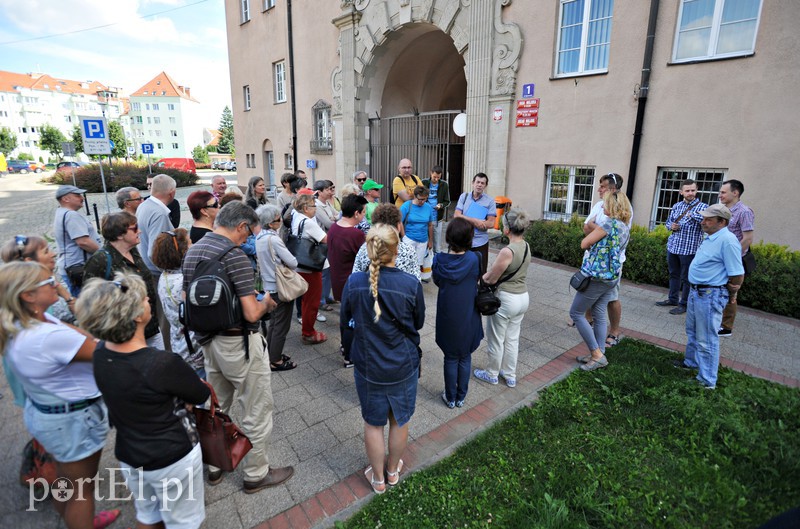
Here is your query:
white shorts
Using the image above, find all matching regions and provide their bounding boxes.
[402,236,428,266]
[121,443,205,529]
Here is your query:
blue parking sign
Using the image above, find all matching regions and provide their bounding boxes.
[82,119,106,138]
[141,143,154,154]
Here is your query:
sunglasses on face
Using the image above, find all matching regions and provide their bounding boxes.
[127,225,139,232]
[33,276,57,289]
[356,178,366,182]
[204,201,220,209]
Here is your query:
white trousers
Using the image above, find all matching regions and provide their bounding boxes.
[484,290,529,379]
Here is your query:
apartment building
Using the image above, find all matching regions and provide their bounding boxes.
[0,70,128,161]
[128,72,204,158]
[225,0,800,248]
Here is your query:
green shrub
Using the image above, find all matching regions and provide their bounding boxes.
[18,152,33,161]
[525,220,800,318]
[43,162,198,192]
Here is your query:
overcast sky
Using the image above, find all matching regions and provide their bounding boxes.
[0,0,231,128]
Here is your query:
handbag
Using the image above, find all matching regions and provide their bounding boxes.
[475,244,529,316]
[742,250,757,275]
[268,235,308,301]
[570,270,591,292]
[192,381,252,471]
[285,218,328,272]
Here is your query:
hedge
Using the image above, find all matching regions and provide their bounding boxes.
[525,217,800,319]
[43,162,198,193]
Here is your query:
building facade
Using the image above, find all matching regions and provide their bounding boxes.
[225,0,800,249]
[128,72,204,159]
[0,70,129,161]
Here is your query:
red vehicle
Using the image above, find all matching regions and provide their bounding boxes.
[156,158,197,174]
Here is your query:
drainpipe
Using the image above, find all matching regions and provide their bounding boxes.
[287,0,298,173]
[626,0,659,201]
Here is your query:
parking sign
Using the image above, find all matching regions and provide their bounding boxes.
[141,143,154,154]
[79,116,111,155]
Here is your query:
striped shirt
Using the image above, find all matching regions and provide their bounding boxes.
[727,201,755,244]
[666,198,707,255]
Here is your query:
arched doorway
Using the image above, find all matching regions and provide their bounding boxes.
[366,24,467,201]
[261,139,276,197]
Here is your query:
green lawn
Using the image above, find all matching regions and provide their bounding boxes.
[339,340,800,529]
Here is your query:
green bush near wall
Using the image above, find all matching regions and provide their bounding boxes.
[43,163,198,193]
[525,218,800,319]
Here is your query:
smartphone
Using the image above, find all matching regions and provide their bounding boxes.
[256,292,265,301]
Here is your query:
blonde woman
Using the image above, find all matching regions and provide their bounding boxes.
[341,224,425,494]
[0,261,117,529]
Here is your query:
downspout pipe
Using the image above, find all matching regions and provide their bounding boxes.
[287,0,298,172]
[626,0,660,201]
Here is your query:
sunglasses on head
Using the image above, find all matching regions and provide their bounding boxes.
[14,235,28,260]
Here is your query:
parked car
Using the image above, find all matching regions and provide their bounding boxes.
[7,160,32,173]
[211,159,226,170]
[45,163,57,171]
[27,161,45,173]
[155,157,197,174]
[55,161,89,175]
[228,160,237,172]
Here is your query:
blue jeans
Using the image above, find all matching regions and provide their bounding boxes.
[443,352,471,403]
[684,286,728,387]
[569,278,616,354]
[321,267,333,305]
[667,252,694,306]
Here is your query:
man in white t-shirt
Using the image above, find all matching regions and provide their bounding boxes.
[583,173,633,348]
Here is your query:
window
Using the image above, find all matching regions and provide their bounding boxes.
[266,151,275,188]
[169,117,176,124]
[171,130,178,137]
[556,0,614,76]
[153,103,159,110]
[246,153,256,168]
[284,152,293,170]
[168,104,175,111]
[673,0,762,62]
[135,116,143,124]
[243,85,251,111]
[155,130,162,137]
[241,0,250,22]
[650,167,726,229]
[263,0,275,10]
[147,117,152,124]
[157,143,163,149]
[146,103,150,110]
[161,91,166,96]
[131,102,141,112]
[64,115,72,123]
[172,143,179,149]
[310,100,332,153]
[153,117,161,124]
[274,61,286,103]
[543,165,596,221]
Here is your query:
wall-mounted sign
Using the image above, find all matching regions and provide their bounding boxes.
[493,107,503,122]
[522,83,535,98]
[516,99,540,127]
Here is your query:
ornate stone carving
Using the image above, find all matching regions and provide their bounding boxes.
[491,0,522,96]
[354,0,370,11]
[331,67,343,116]
[341,0,354,9]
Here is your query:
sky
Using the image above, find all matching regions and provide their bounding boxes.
[0,0,231,128]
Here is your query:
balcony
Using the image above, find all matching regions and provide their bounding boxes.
[310,138,333,154]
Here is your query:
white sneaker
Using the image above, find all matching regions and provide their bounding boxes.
[296,317,302,324]
[316,313,327,322]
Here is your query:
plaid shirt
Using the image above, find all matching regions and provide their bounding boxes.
[727,201,755,243]
[666,198,707,255]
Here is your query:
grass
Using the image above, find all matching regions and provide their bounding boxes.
[338,340,800,528]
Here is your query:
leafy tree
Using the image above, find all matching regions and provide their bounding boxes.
[39,124,67,159]
[70,124,84,154]
[0,126,17,155]
[108,121,127,159]
[217,106,235,155]
[192,145,209,163]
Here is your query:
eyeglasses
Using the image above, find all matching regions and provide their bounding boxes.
[271,218,282,224]
[127,225,139,232]
[125,197,143,203]
[356,178,366,182]
[112,281,130,293]
[203,201,220,209]
[33,276,57,289]
[400,166,412,169]
[14,235,28,260]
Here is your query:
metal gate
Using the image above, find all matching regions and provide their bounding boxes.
[369,111,465,203]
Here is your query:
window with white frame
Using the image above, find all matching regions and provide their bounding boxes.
[168,104,175,111]
[263,0,275,10]
[284,152,293,170]
[146,103,150,110]
[243,85,251,111]
[543,165,596,221]
[241,0,251,23]
[157,143,163,149]
[673,0,762,62]
[274,61,286,103]
[131,102,141,112]
[310,100,332,153]
[172,143,179,149]
[155,130,162,137]
[556,0,614,76]
[650,167,726,229]
[266,151,275,188]
[135,116,143,124]
[170,130,178,137]
[169,117,176,124]
[153,103,159,110]
[153,117,161,124]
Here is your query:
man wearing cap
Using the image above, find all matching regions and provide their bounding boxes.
[717,179,755,337]
[422,165,450,254]
[362,179,383,225]
[392,158,422,207]
[674,203,744,390]
[53,185,101,297]
[655,179,707,315]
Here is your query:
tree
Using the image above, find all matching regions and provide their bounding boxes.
[217,106,235,155]
[192,145,209,163]
[71,124,84,154]
[108,121,127,159]
[39,124,67,159]
[0,127,17,155]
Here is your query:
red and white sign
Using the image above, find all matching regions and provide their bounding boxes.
[516,98,539,127]
[517,98,539,109]
[516,116,538,127]
[493,107,503,121]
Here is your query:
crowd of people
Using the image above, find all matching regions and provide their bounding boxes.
[0,160,754,526]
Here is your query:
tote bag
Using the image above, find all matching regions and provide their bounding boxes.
[268,235,308,301]
[285,218,327,272]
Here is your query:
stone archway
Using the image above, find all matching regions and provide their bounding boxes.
[332,0,523,196]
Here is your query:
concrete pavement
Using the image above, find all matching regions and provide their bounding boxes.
[0,178,797,528]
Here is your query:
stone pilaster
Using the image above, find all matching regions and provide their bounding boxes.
[463,0,494,183]
[332,8,362,183]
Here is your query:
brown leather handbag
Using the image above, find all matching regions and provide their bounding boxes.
[193,381,252,471]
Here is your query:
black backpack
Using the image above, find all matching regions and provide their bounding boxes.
[183,244,243,334]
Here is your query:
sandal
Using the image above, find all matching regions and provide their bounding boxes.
[386,459,404,486]
[270,360,297,372]
[94,509,121,529]
[364,466,385,494]
[281,353,292,362]
[576,354,592,364]
[580,355,608,371]
[606,334,620,347]
[302,331,328,345]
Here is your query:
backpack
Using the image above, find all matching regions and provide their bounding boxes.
[392,174,421,203]
[183,244,243,334]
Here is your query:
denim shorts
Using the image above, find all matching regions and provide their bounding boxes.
[354,370,418,427]
[24,399,109,463]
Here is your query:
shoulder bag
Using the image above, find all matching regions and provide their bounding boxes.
[268,235,308,301]
[285,218,328,272]
[193,381,252,471]
[476,244,529,316]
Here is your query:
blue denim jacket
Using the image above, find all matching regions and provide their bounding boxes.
[341,267,425,384]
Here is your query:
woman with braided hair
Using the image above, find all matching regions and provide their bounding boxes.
[341,224,425,494]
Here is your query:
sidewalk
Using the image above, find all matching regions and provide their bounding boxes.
[0,185,797,528]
